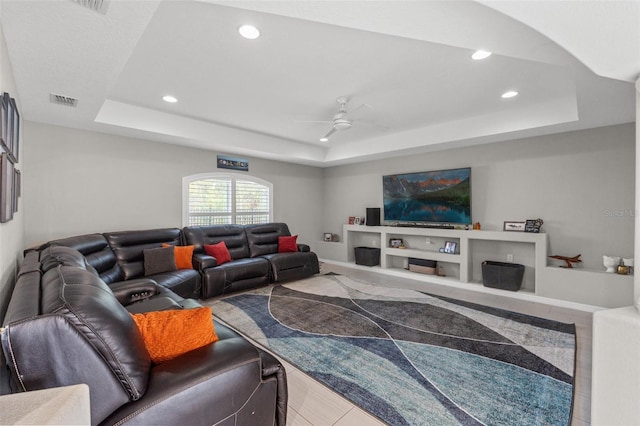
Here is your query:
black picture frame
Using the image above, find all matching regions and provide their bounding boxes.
[9,97,19,162]
[13,168,20,213]
[444,241,457,254]
[389,238,404,248]
[503,221,526,232]
[1,93,8,151]
[1,152,14,223]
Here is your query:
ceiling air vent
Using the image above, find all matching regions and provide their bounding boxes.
[71,0,110,14]
[50,93,78,107]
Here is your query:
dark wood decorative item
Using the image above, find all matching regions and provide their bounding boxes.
[549,254,582,268]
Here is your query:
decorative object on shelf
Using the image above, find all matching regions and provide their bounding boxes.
[323,233,332,242]
[348,216,355,224]
[473,222,481,230]
[603,255,621,273]
[549,254,582,268]
[443,241,457,254]
[330,233,339,242]
[525,218,544,233]
[503,221,526,232]
[408,258,436,275]
[389,238,404,248]
[616,264,629,275]
[623,258,634,275]
[354,216,362,225]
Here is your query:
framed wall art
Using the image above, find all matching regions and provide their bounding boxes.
[1,152,14,223]
[9,96,19,162]
[1,92,20,163]
[1,93,7,151]
[13,168,20,213]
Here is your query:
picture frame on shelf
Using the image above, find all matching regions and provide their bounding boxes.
[323,233,333,242]
[354,216,362,225]
[348,216,355,225]
[444,241,457,254]
[1,153,14,223]
[389,238,404,248]
[503,221,526,232]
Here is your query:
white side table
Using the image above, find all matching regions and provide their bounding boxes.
[0,384,90,425]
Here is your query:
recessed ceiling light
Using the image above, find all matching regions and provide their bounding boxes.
[501,91,518,99]
[471,50,492,60]
[238,25,260,40]
[319,137,329,142]
[162,95,178,103]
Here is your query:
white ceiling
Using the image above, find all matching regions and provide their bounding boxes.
[1,0,638,167]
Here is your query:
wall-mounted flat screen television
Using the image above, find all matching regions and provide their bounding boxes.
[382,167,471,225]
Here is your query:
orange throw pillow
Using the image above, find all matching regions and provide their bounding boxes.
[162,244,194,269]
[204,241,232,265]
[278,235,298,253]
[130,307,219,364]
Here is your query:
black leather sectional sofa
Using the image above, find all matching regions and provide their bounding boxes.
[38,222,319,299]
[1,223,319,425]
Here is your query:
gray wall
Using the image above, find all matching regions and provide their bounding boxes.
[0,23,24,322]
[23,122,325,248]
[322,123,635,270]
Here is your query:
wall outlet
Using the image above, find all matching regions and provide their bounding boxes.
[507,253,514,263]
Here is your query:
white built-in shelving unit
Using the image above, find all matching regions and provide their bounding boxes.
[314,224,634,309]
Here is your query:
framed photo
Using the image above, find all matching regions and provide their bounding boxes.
[348,216,355,225]
[323,233,333,242]
[9,97,19,162]
[353,216,362,225]
[524,218,543,233]
[1,93,7,150]
[13,168,20,213]
[1,153,14,223]
[503,221,526,232]
[444,241,457,254]
[389,238,404,248]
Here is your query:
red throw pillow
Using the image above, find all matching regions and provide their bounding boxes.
[131,307,219,364]
[278,235,298,253]
[204,241,232,265]
[161,244,194,270]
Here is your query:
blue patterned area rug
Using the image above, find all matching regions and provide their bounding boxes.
[208,274,576,426]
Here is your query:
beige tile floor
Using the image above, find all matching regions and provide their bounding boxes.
[222,262,593,426]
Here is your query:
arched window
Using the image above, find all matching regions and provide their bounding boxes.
[183,173,273,226]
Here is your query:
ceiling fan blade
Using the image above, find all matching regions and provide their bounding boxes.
[358,120,390,131]
[294,120,333,124]
[344,103,373,120]
[322,127,337,140]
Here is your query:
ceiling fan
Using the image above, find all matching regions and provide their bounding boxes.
[300,96,373,141]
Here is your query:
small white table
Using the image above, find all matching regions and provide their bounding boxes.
[0,384,90,425]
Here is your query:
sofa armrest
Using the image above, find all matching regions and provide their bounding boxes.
[297,243,310,252]
[193,252,217,270]
[109,279,160,306]
[101,338,279,426]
